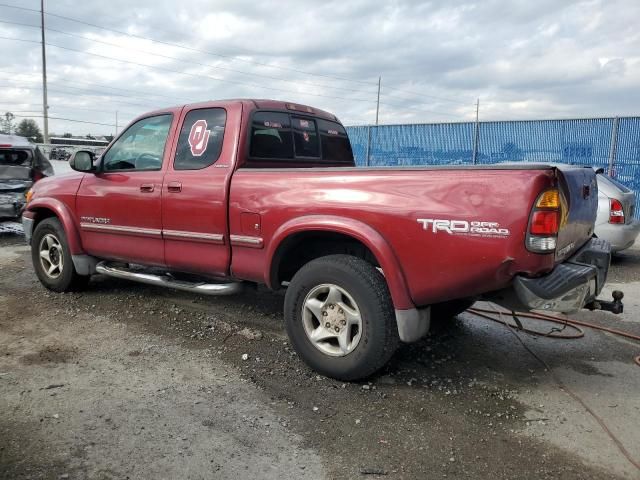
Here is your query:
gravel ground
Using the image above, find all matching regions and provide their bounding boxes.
[1,234,639,479]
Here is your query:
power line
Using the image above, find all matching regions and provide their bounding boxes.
[0,35,466,118]
[0,2,477,118]
[12,113,117,127]
[0,81,165,110]
[0,19,377,96]
[0,68,193,104]
[0,2,378,87]
[0,35,381,104]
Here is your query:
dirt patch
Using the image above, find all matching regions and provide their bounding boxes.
[19,345,78,365]
[1,242,637,479]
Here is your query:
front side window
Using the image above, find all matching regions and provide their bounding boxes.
[174,108,226,170]
[249,112,294,159]
[102,114,172,171]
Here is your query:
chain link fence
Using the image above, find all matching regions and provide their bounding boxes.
[346,117,640,217]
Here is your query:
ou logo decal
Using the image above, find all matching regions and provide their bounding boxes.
[188,119,211,157]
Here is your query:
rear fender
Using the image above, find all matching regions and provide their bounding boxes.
[26,198,84,255]
[266,215,414,311]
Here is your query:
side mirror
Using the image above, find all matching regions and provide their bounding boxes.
[69,150,95,172]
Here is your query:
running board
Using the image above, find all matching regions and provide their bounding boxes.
[95,262,243,296]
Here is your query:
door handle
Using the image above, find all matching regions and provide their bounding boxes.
[167,181,182,193]
[140,183,155,193]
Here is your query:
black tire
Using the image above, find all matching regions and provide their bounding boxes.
[284,254,399,381]
[31,217,90,292]
[429,298,475,332]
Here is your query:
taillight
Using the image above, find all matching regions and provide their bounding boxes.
[609,199,625,224]
[526,189,561,253]
[530,210,559,235]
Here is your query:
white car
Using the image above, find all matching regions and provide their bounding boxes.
[594,170,640,252]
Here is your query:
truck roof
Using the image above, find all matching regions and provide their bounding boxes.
[140,99,339,122]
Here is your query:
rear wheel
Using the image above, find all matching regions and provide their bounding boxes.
[284,254,399,381]
[31,218,90,292]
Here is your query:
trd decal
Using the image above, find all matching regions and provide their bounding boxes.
[188,119,211,157]
[417,218,510,238]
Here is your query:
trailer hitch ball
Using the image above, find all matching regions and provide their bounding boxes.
[586,290,624,314]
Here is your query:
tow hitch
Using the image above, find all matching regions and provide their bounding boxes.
[585,290,624,315]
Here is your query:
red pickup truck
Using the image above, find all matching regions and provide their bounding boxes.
[22,99,617,380]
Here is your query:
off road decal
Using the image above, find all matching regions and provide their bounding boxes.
[417,218,510,238]
[188,119,211,157]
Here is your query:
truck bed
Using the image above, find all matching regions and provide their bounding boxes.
[229,164,597,308]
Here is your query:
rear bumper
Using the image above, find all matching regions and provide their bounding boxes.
[493,238,611,314]
[595,219,640,252]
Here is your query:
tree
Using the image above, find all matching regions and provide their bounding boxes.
[15,119,43,143]
[62,132,73,138]
[0,112,16,135]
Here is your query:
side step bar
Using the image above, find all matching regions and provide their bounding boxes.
[95,262,243,296]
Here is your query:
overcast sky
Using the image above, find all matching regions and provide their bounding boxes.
[0,0,638,136]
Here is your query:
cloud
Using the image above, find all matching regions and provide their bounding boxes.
[0,0,638,136]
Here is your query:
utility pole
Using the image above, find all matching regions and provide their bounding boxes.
[40,0,49,144]
[115,110,118,135]
[472,98,480,164]
[375,76,381,125]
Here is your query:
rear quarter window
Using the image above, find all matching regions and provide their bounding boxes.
[174,108,226,170]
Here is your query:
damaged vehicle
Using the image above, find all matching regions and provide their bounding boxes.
[0,134,53,219]
[21,99,624,380]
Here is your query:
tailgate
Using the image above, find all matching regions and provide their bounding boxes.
[555,166,598,261]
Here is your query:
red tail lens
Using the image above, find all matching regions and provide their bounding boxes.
[530,210,560,235]
[609,199,625,224]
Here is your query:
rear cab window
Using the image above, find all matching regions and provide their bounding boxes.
[246,111,353,166]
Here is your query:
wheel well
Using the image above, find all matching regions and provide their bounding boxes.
[271,231,379,287]
[30,207,57,229]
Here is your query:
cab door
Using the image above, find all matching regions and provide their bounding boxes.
[76,113,175,266]
[161,105,240,276]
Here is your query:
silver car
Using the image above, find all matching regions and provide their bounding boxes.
[594,169,640,252]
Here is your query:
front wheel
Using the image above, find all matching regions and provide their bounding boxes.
[31,218,90,292]
[284,254,399,381]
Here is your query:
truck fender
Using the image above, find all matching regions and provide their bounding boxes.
[266,215,415,312]
[26,198,85,255]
